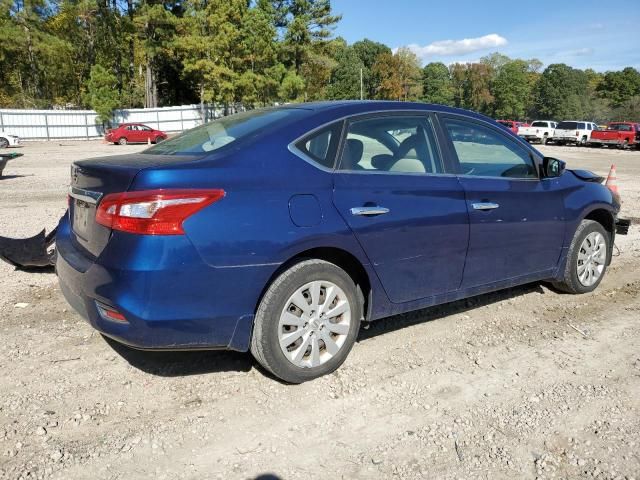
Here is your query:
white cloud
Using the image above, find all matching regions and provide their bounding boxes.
[402,33,508,60]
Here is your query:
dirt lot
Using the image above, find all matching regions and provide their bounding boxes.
[1,141,639,480]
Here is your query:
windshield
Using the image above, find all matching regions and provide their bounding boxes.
[557,121,578,130]
[145,108,306,155]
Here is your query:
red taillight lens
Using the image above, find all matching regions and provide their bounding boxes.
[96,189,225,235]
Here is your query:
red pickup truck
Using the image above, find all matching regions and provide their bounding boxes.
[588,122,640,149]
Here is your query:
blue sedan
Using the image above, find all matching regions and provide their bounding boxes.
[56,101,624,383]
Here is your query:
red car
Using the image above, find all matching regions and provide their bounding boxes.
[105,123,168,145]
[588,122,640,149]
[496,120,529,135]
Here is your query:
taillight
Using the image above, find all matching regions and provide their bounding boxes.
[575,131,579,136]
[96,189,225,235]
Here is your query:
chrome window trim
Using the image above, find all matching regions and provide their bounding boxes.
[287,108,438,173]
[69,186,103,205]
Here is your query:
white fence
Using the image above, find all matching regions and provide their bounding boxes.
[0,104,236,141]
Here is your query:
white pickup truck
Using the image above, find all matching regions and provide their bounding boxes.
[518,120,557,144]
[552,121,599,146]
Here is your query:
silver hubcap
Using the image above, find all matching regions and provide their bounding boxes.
[577,232,606,287]
[278,280,351,369]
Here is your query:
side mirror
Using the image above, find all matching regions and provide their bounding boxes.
[542,157,566,178]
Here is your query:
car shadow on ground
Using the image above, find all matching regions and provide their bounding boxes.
[104,282,546,378]
[102,335,254,377]
[357,282,546,342]
[0,175,28,180]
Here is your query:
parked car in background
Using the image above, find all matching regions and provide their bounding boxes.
[553,121,599,146]
[588,122,640,149]
[57,101,626,383]
[497,120,527,135]
[105,123,168,145]
[518,120,557,144]
[0,130,21,148]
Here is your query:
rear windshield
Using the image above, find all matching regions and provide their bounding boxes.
[557,121,578,130]
[145,108,306,155]
[531,121,547,127]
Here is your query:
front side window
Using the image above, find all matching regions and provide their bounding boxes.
[338,115,443,174]
[443,118,538,179]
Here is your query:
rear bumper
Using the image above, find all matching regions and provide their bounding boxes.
[55,216,257,351]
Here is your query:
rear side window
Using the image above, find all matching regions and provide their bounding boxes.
[443,118,537,179]
[294,122,342,169]
[337,115,443,174]
[578,123,586,130]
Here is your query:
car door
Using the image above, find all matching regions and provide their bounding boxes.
[332,112,469,304]
[438,114,565,288]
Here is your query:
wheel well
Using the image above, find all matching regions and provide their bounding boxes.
[257,247,372,321]
[584,209,614,237]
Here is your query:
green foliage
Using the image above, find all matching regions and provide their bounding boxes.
[422,62,454,105]
[326,47,364,100]
[83,65,120,124]
[534,63,591,119]
[491,59,532,119]
[0,0,638,123]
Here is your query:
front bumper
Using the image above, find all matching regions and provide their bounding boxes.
[55,216,256,351]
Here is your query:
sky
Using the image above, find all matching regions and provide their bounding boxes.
[331,0,639,72]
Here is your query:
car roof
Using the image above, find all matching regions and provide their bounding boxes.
[275,100,498,125]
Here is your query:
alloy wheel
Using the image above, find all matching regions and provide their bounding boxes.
[278,280,351,368]
[576,231,606,287]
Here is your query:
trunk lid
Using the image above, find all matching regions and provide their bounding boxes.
[69,153,196,258]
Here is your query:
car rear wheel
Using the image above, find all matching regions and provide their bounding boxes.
[552,219,609,294]
[250,259,362,383]
[118,137,128,145]
[0,137,8,149]
[579,136,587,146]
[541,134,548,145]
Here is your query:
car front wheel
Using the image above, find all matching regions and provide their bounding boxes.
[0,137,8,149]
[553,219,609,294]
[250,259,362,383]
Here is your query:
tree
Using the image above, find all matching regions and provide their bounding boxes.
[534,63,590,119]
[492,59,532,119]
[464,63,493,113]
[597,67,640,107]
[326,46,364,99]
[421,62,453,105]
[373,48,421,101]
[175,0,246,115]
[351,39,391,99]
[83,65,120,124]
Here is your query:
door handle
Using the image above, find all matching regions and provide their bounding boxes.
[350,206,390,216]
[472,202,500,211]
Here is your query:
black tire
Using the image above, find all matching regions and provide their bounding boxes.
[541,134,548,145]
[118,137,128,145]
[552,219,609,294]
[579,136,587,146]
[154,136,164,144]
[556,140,565,146]
[250,259,362,383]
[0,137,8,149]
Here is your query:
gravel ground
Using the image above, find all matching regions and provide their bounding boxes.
[1,141,639,480]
